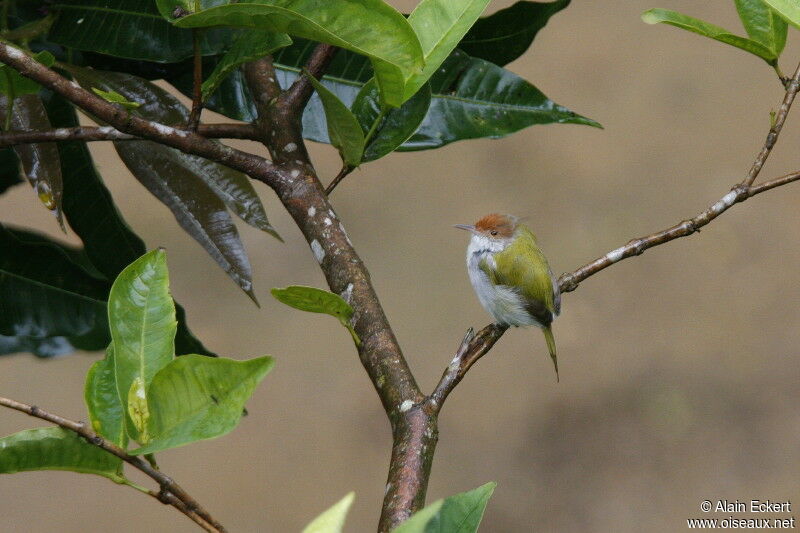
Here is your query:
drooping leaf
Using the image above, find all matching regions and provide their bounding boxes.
[0,148,21,194]
[735,0,788,56]
[0,427,122,481]
[130,355,273,455]
[271,285,360,345]
[66,67,275,296]
[392,482,496,533]
[168,0,424,107]
[91,88,141,110]
[459,0,571,66]
[114,141,259,301]
[108,249,176,442]
[307,73,365,167]
[404,0,491,101]
[761,0,800,29]
[0,94,64,230]
[403,50,600,150]
[302,492,356,533]
[352,80,431,162]
[49,0,236,62]
[0,224,109,350]
[203,30,292,100]
[642,8,779,65]
[85,345,128,454]
[41,90,214,358]
[0,50,55,96]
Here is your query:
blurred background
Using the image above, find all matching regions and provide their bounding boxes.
[2,1,799,531]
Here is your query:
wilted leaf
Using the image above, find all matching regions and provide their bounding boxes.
[0,94,64,229]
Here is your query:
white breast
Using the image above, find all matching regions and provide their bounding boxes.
[465,236,539,327]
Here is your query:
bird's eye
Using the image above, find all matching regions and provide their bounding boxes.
[490,230,498,236]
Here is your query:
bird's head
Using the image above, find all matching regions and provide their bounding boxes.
[455,213,519,243]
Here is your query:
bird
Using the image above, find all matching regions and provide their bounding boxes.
[455,213,561,381]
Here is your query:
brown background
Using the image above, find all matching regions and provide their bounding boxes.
[2,1,799,531]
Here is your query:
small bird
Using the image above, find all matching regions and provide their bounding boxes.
[455,213,561,381]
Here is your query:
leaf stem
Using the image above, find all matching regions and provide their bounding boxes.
[363,106,389,148]
[1,0,11,33]
[187,29,203,131]
[325,164,354,195]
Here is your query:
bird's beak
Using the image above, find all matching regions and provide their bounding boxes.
[453,224,477,234]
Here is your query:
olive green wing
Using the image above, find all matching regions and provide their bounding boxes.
[492,227,557,322]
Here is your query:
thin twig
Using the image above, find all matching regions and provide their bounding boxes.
[187,29,203,131]
[0,123,260,147]
[280,43,338,113]
[428,61,800,401]
[0,396,226,533]
[744,61,800,187]
[325,165,354,195]
[0,42,281,183]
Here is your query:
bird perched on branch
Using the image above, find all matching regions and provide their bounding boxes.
[455,213,561,381]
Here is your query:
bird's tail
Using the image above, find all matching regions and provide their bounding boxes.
[542,325,559,382]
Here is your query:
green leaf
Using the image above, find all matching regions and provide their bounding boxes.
[352,80,431,162]
[404,50,600,150]
[91,88,141,110]
[169,0,424,107]
[735,0,788,56]
[762,0,800,29]
[392,482,496,533]
[0,224,109,348]
[459,0,571,66]
[130,355,274,455]
[271,285,360,345]
[169,43,598,151]
[307,73,365,167]
[642,8,779,64]
[0,93,65,230]
[404,0,491,101]
[49,0,235,62]
[85,345,128,457]
[202,30,292,100]
[41,89,215,358]
[108,249,176,442]
[0,50,55,96]
[0,427,122,481]
[302,492,355,533]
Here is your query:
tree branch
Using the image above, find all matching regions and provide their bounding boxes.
[0,43,281,184]
[280,43,338,113]
[428,61,800,410]
[0,124,259,147]
[242,51,431,532]
[0,396,225,533]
